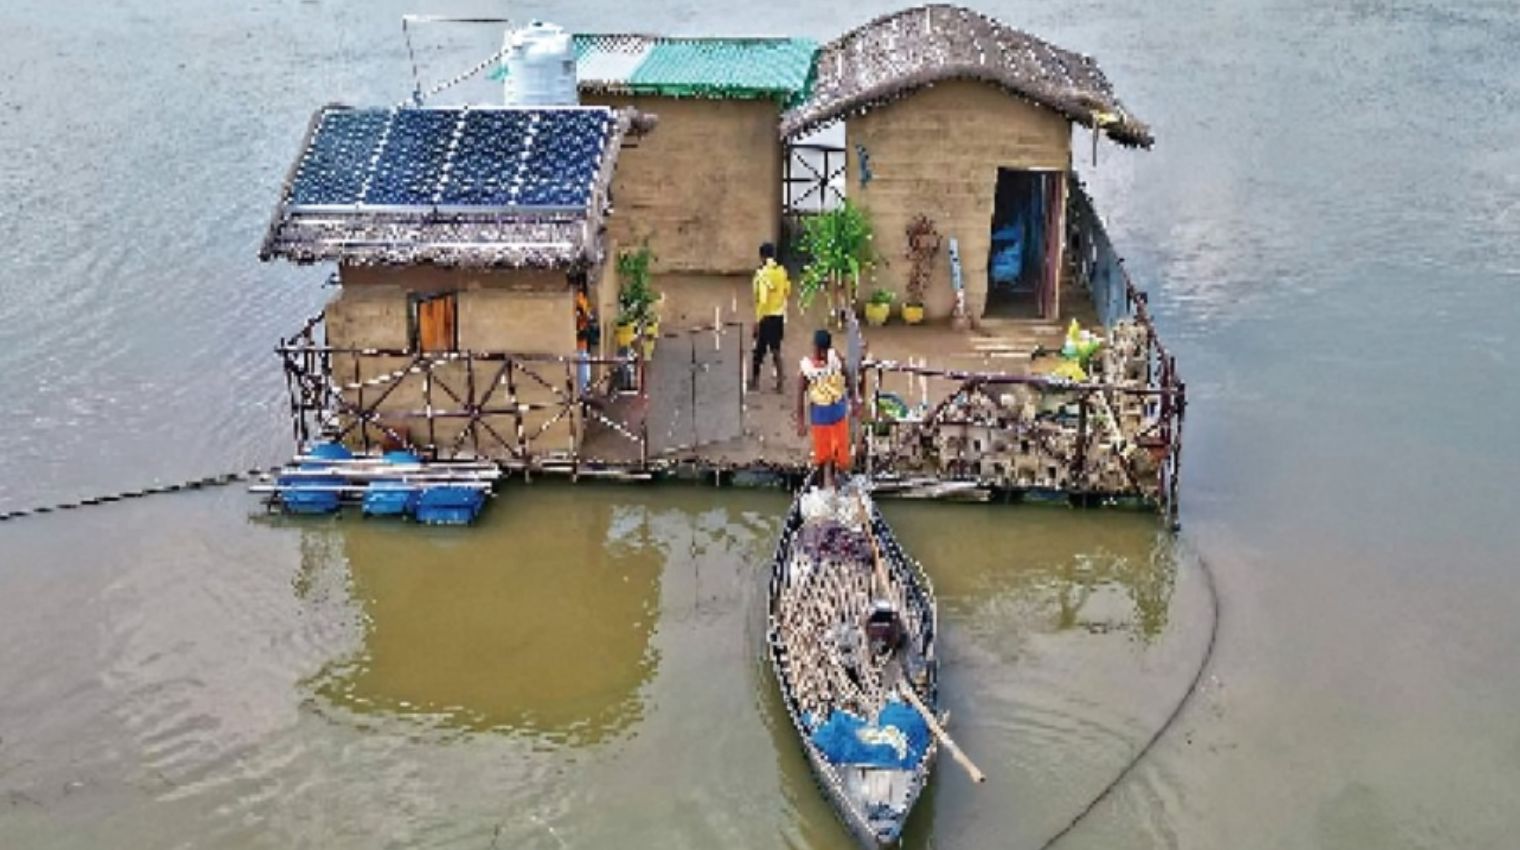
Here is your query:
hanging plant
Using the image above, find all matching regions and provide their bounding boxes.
[796,200,876,319]
[615,244,658,327]
[904,214,941,308]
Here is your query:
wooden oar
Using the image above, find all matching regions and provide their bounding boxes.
[898,683,987,784]
[853,486,983,782]
[854,489,895,605]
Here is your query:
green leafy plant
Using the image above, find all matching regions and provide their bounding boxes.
[615,244,657,326]
[796,200,876,314]
[868,287,895,306]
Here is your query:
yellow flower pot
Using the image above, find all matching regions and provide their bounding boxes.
[864,302,891,326]
[614,323,637,347]
[902,304,925,325]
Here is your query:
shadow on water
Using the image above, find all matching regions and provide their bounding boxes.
[284,486,665,746]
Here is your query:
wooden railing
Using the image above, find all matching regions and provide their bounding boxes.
[276,317,651,474]
[862,360,1183,518]
[860,177,1186,521]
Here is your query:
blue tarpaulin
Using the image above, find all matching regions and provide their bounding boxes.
[809,700,931,768]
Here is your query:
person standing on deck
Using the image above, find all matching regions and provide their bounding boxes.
[573,276,597,396]
[797,329,859,489]
[751,242,790,392]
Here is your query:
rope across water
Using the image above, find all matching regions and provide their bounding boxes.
[0,468,282,523]
[1035,546,1222,849]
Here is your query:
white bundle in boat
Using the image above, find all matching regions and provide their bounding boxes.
[799,482,872,529]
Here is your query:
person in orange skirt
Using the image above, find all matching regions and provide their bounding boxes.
[796,329,858,489]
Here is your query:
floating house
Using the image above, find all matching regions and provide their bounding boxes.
[261,104,653,455]
[260,5,1186,517]
[780,5,1152,322]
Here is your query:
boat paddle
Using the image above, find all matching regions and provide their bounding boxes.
[855,486,986,784]
[897,681,987,784]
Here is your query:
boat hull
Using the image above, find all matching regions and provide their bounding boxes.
[766,486,940,848]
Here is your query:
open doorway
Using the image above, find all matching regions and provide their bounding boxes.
[986,169,1063,319]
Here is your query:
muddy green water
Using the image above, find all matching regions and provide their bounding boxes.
[2,0,1519,848]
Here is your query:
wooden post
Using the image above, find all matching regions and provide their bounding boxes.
[508,360,525,462]
[1076,390,1088,494]
[354,353,368,454]
[566,360,578,479]
[423,357,437,457]
[1169,362,1186,528]
[466,353,479,458]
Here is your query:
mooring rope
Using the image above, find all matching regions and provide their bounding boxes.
[0,467,283,523]
[1035,547,1222,850]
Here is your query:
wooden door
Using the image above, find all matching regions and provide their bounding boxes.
[416,294,457,352]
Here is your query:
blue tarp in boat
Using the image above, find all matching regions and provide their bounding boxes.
[809,700,931,768]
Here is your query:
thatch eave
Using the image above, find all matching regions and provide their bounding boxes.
[779,4,1154,149]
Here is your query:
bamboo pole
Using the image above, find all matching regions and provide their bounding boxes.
[855,490,893,605]
[897,683,986,784]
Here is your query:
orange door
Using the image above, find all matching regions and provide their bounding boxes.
[417,294,457,352]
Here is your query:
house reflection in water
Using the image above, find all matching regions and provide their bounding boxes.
[880,503,1179,641]
[293,486,663,745]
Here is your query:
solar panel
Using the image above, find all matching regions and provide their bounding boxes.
[286,107,614,212]
[364,109,458,205]
[441,110,535,206]
[513,110,613,208]
[288,110,391,206]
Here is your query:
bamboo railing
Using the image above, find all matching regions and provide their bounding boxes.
[276,317,651,475]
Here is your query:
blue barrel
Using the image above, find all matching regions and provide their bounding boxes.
[309,442,354,461]
[362,482,418,517]
[277,475,343,515]
[414,486,486,525]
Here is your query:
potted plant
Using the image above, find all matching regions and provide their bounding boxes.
[796,200,876,325]
[864,287,894,326]
[615,244,657,348]
[902,214,940,325]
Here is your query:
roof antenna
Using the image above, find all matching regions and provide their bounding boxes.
[403,15,423,105]
[400,13,518,107]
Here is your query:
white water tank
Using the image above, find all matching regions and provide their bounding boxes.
[502,21,577,106]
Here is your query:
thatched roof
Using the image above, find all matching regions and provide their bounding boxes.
[780,4,1152,147]
[260,105,652,270]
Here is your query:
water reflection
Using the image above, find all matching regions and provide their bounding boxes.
[292,487,663,745]
[884,504,1177,643]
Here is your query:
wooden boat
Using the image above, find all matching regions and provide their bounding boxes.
[765,479,945,848]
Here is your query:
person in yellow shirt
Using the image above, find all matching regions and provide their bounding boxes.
[751,242,791,392]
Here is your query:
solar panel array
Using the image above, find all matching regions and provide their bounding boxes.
[286,107,615,211]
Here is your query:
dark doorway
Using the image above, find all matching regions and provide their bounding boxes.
[986,169,1062,318]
